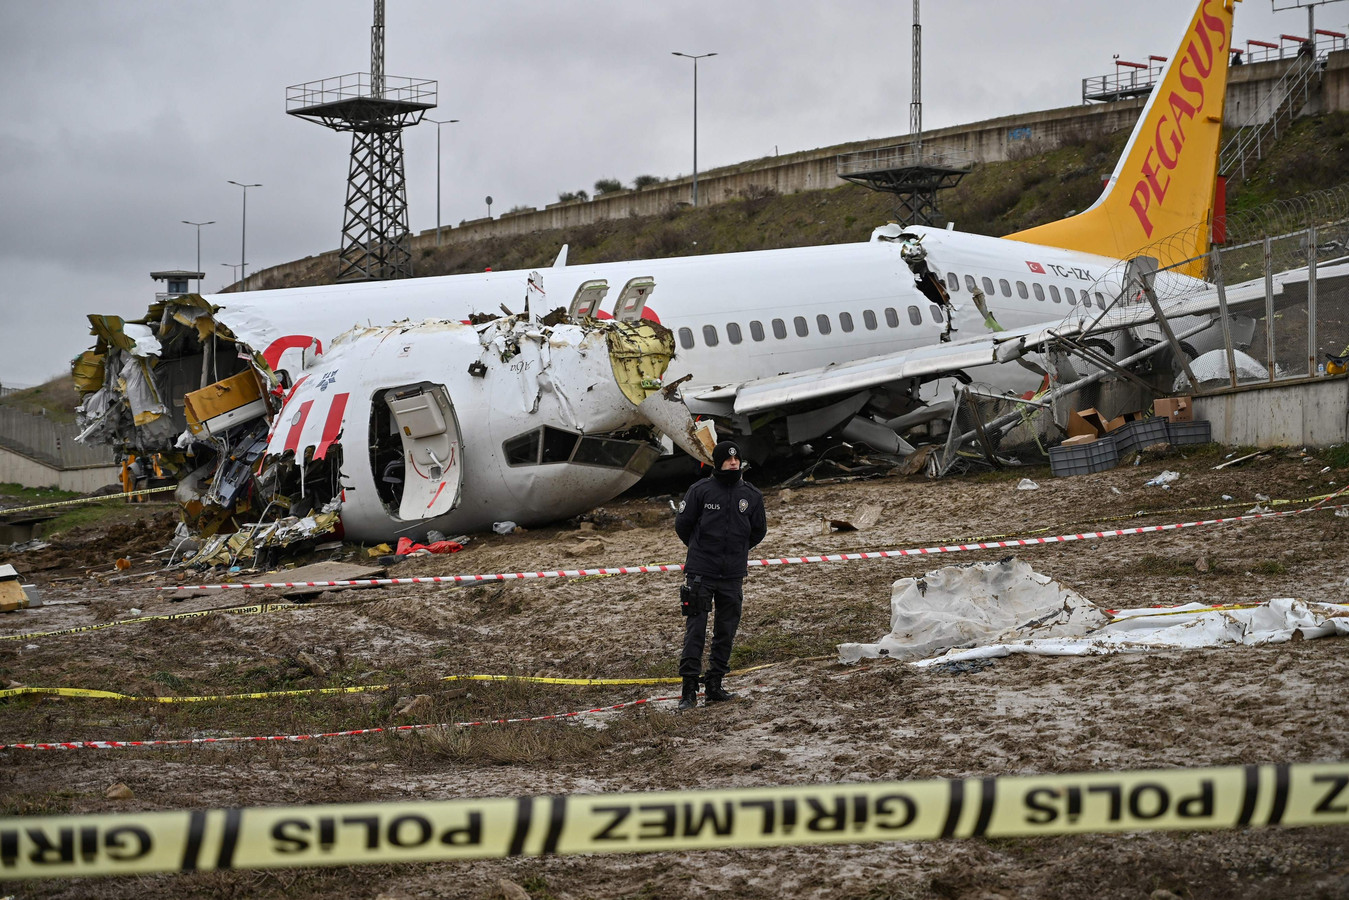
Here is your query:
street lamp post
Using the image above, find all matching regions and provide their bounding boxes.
[227,180,261,290]
[221,262,242,290]
[426,118,460,247]
[182,220,215,294]
[671,51,716,207]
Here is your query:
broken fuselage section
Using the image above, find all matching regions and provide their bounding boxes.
[74,296,704,545]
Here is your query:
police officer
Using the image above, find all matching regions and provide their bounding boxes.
[674,439,767,710]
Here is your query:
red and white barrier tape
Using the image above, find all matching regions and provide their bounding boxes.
[160,502,1348,593]
[0,694,680,751]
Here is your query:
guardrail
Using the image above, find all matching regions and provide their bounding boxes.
[285,73,437,112]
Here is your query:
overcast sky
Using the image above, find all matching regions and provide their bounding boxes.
[0,0,1328,386]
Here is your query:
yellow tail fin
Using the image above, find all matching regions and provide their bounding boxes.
[1007,0,1237,274]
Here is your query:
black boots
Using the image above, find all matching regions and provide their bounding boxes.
[677,676,699,711]
[678,675,735,709]
[704,675,736,703]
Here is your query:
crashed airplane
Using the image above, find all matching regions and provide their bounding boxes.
[75,0,1251,544]
[75,306,712,545]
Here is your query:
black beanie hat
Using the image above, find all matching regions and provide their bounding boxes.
[712,440,741,468]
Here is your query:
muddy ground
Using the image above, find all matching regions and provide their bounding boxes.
[2,443,1348,899]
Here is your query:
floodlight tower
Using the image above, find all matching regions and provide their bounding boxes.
[287,0,437,281]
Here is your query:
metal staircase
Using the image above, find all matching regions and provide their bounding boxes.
[1220,51,1322,181]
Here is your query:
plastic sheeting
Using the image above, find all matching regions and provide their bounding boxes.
[912,598,1349,667]
[837,559,1110,664]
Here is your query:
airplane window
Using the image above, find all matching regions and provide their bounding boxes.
[885,308,900,328]
[965,275,977,293]
[907,305,922,326]
[772,318,787,339]
[929,304,943,323]
[981,277,995,295]
[863,310,878,330]
[677,327,694,349]
[999,278,1012,297]
[727,322,743,344]
[750,320,765,341]
[947,272,959,291]
[1016,281,1028,299]
[794,316,809,337]
[816,314,832,335]
[702,324,719,346]
[573,436,639,469]
[839,312,854,333]
[504,429,542,466]
[542,426,579,464]
[1082,293,1092,308]
[1095,292,1106,306]
[1066,287,1078,305]
[1049,285,1062,303]
[1033,283,1045,301]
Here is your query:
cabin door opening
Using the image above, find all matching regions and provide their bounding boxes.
[369,383,463,521]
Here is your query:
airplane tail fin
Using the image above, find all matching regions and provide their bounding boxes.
[1007,0,1237,276]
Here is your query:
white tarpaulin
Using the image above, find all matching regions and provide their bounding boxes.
[837,558,1110,664]
[911,598,1349,667]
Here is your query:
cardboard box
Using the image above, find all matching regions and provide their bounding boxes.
[1068,407,1111,438]
[1104,411,1144,433]
[1154,396,1193,422]
[185,371,265,435]
[1061,434,1098,446]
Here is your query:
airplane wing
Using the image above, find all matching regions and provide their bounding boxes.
[691,262,1343,416]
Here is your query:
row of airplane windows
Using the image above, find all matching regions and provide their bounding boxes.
[944,270,1107,308]
[673,273,1109,351]
[675,304,948,350]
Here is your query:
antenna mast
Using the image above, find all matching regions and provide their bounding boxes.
[911,0,922,153]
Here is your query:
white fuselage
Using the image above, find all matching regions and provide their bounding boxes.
[210,226,1192,400]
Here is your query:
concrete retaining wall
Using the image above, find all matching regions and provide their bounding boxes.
[0,446,120,493]
[1195,375,1349,448]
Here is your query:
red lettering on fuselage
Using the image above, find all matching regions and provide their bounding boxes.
[1126,0,1227,237]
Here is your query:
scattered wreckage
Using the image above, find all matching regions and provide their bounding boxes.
[72,294,712,554]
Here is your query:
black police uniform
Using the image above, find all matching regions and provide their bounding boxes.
[674,463,767,680]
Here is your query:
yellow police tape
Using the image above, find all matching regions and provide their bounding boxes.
[2,762,1345,879]
[0,665,781,704]
[0,485,177,517]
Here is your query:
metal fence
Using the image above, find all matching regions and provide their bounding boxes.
[0,406,115,469]
[1206,222,1349,387]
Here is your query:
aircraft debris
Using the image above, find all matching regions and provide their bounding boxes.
[911,598,1349,666]
[0,565,37,613]
[837,559,1109,664]
[73,297,703,548]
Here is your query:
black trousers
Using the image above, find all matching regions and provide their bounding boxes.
[679,577,743,678]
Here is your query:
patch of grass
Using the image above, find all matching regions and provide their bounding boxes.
[152,671,189,691]
[43,500,134,534]
[1251,559,1287,575]
[1325,443,1349,469]
[0,482,80,503]
[729,629,831,667]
